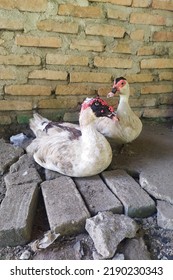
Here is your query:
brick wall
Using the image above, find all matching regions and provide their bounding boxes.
[0,0,173,124]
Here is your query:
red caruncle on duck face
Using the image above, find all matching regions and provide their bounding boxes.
[81,97,115,119]
[112,77,127,93]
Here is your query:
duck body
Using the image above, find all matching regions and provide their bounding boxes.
[96,77,142,144]
[27,98,114,177]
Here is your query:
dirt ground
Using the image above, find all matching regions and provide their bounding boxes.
[0,119,173,260]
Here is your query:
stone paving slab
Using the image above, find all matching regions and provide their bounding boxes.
[4,167,42,189]
[102,169,156,218]
[157,200,173,230]
[139,165,173,204]
[74,175,123,215]
[0,183,39,247]
[10,154,36,173]
[0,139,24,175]
[41,176,90,235]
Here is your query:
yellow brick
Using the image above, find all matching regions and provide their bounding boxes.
[46,54,88,66]
[132,0,151,7]
[5,85,52,96]
[129,97,157,107]
[0,55,41,66]
[159,94,173,105]
[37,20,78,34]
[70,39,104,52]
[0,69,16,80]
[15,35,62,48]
[0,18,24,31]
[141,84,173,94]
[88,0,132,6]
[112,43,131,54]
[70,72,112,83]
[159,72,173,81]
[152,0,173,11]
[0,0,47,12]
[130,13,166,25]
[58,4,102,18]
[38,97,84,109]
[126,74,154,83]
[97,86,113,96]
[141,59,173,69]
[94,57,132,68]
[0,100,32,111]
[137,46,155,56]
[28,70,67,81]
[56,85,96,96]
[107,9,129,21]
[143,107,173,118]
[152,32,173,42]
[130,30,144,41]
[86,24,125,38]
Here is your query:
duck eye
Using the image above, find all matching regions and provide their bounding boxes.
[94,101,100,106]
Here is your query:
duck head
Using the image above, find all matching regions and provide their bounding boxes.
[80,97,117,126]
[107,77,130,98]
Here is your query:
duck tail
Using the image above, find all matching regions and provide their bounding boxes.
[29,113,49,136]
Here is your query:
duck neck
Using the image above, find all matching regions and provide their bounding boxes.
[117,93,131,117]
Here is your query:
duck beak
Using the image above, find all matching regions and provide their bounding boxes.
[107,86,117,98]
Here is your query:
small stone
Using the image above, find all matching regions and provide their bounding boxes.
[41,176,90,235]
[85,211,138,259]
[0,139,24,175]
[19,250,31,260]
[112,253,125,260]
[121,237,151,260]
[157,200,173,230]
[102,170,156,218]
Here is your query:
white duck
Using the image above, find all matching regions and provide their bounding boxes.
[26,97,115,177]
[96,77,142,144]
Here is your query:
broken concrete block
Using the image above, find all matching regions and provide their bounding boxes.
[74,175,123,215]
[41,176,90,235]
[0,139,24,175]
[140,165,173,204]
[10,154,36,173]
[121,237,151,260]
[102,170,156,218]
[0,183,39,247]
[85,211,138,259]
[157,200,173,230]
[4,167,42,189]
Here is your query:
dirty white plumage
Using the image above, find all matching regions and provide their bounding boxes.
[96,77,143,144]
[27,97,115,177]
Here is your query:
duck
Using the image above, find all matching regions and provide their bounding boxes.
[95,77,143,144]
[26,97,116,177]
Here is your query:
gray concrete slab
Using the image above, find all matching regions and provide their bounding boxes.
[140,165,173,204]
[102,169,156,218]
[41,176,90,235]
[0,139,24,175]
[4,167,42,189]
[0,183,39,247]
[74,175,123,215]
